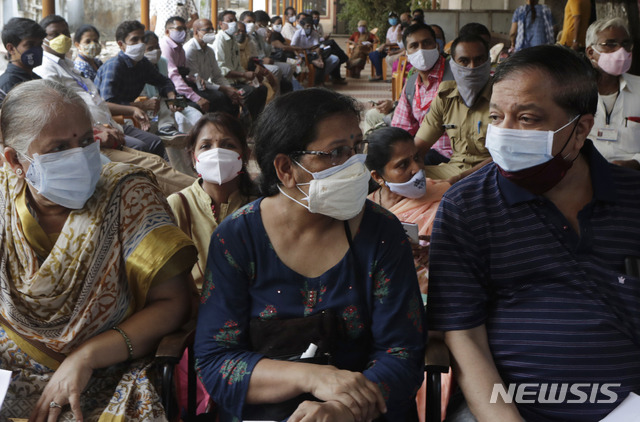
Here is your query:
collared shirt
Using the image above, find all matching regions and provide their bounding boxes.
[392,56,452,157]
[212,31,244,77]
[34,51,113,125]
[160,36,200,102]
[94,51,175,104]
[589,73,640,165]
[184,37,230,91]
[150,0,197,38]
[290,27,321,50]
[281,22,297,41]
[415,78,492,166]
[428,140,640,421]
[0,63,41,95]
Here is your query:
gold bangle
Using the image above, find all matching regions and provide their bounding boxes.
[112,326,134,361]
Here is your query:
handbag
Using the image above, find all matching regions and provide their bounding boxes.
[243,308,343,420]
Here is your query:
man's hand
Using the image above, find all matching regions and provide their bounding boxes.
[375,100,394,115]
[135,97,160,115]
[196,97,210,113]
[220,85,242,105]
[244,71,256,81]
[166,93,184,112]
[93,124,125,150]
[130,107,151,131]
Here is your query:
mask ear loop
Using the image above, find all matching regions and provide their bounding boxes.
[556,115,582,161]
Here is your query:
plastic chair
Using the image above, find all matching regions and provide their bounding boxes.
[392,54,408,101]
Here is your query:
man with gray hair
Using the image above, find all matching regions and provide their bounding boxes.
[585,17,640,170]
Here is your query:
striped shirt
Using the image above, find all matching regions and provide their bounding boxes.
[428,140,640,421]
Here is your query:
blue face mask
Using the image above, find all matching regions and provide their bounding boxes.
[388,18,398,26]
[16,46,43,68]
[436,39,444,52]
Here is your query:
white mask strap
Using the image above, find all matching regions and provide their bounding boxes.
[278,184,310,210]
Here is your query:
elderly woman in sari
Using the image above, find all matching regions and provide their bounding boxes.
[0,79,196,421]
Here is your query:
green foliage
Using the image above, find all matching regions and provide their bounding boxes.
[337,0,409,42]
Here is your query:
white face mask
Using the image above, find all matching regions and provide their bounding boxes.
[144,49,161,64]
[195,148,243,185]
[225,21,238,36]
[385,169,427,198]
[486,115,580,172]
[202,32,216,44]
[24,141,102,209]
[245,22,255,34]
[272,24,283,33]
[256,27,268,38]
[278,154,370,221]
[124,42,146,62]
[407,47,440,71]
[450,59,491,107]
[289,16,297,23]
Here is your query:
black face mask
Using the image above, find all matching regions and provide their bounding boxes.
[235,33,247,43]
[400,21,410,29]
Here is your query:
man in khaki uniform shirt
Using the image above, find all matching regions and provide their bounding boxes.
[415,34,493,183]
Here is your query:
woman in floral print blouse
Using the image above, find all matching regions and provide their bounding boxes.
[194,88,426,421]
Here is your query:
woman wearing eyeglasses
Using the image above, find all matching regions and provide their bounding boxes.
[194,89,425,422]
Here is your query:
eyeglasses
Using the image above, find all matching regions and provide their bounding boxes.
[597,41,634,52]
[169,26,187,32]
[291,143,366,166]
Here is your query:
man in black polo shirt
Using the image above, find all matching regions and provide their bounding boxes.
[428,45,640,421]
[0,18,45,104]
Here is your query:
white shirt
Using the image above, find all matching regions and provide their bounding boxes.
[34,51,114,126]
[589,73,640,165]
[151,0,198,38]
[212,31,244,77]
[386,24,402,44]
[184,37,229,91]
[281,22,297,41]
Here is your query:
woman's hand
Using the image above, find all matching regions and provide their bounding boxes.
[308,366,386,422]
[289,400,356,422]
[411,235,430,267]
[29,353,92,422]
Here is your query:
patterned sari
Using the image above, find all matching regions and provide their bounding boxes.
[0,162,196,422]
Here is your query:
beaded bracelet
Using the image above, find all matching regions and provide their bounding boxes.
[112,326,134,361]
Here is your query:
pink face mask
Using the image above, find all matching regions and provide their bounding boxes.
[595,46,632,76]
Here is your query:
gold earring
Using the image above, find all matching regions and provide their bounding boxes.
[16,168,23,176]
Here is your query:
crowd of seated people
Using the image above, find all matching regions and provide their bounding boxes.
[0,6,639,422]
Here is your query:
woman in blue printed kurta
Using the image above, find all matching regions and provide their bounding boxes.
[194,88,425,421]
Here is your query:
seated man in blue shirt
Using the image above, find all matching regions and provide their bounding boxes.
[0,17,45,105]
[428,45,640,421]
[94,20,186,153]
